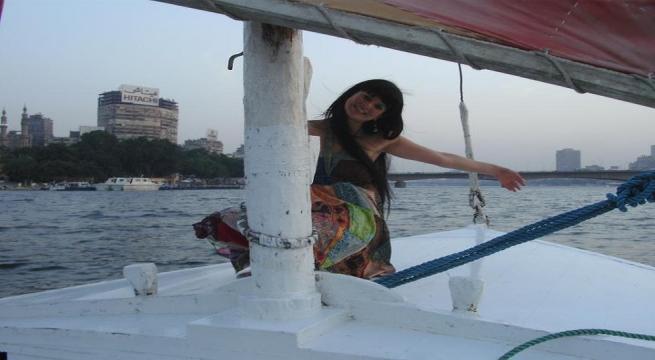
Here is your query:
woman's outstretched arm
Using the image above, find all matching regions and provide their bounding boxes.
[384,136,525,191]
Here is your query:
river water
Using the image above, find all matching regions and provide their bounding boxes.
[1,183,653,298]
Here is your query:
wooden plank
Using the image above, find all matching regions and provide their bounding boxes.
[154,0,655,109]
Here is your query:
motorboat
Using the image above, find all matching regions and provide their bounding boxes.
[49,181,96,191]
[95,177,160,191]
[122,177,161,191]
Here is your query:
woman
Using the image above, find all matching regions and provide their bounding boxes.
[194,79,525,279]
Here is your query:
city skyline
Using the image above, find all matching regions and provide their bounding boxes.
[2,105,650,171]
[0,0,653,172]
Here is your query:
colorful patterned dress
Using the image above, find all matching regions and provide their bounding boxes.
[193,132,395,279]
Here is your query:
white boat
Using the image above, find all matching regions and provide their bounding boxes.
[1,229,654,359]
[49,181,96,191]
[1,1,654,360]
[95,177,160,191]
[48,183,67,191]
[122,177,161,191]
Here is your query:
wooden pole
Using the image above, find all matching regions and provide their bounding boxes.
[241,22,320,321]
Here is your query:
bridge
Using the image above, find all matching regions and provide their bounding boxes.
[387,170,644,182]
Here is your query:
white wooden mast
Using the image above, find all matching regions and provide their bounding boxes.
[241,22,320,320]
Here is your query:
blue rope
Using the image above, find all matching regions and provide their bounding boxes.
[375,171,655,288]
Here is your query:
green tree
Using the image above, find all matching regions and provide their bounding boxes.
[117,137,180,177]
[38,160,80,182]
[73,131,122,180]
[5,155,38,182]
[34,143,77,162]
[1,132,243,183]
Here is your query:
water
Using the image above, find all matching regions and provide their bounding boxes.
[1,184,653,298]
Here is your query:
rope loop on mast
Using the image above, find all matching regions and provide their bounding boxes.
[315,4,369,45]
[431,29,483,70]
[469,189,488,225]
[458,63,489,225]
[534,50,586,94]
[235,202,317,249]
[237,221,318,250]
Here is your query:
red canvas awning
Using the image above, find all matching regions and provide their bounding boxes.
[385,0,655,77]
[152,0,655,107]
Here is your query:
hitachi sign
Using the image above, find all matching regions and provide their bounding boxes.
[121,93,159,106]
[119,85,160,106]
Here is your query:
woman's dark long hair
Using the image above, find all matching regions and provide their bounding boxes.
[323,79,404,211]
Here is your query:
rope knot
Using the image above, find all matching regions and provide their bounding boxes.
[606,171,655,212]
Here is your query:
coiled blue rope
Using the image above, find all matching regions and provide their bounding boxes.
[375,171,655,288]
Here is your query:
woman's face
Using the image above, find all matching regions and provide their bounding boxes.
[344,91,386,123]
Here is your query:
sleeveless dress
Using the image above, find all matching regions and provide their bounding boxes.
[193,131,395,279]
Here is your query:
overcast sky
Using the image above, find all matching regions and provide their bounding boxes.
[1,0,653,172]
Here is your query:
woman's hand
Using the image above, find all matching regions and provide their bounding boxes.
[493,167,525,192]
[384,136,526,191]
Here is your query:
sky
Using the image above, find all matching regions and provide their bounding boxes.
[0,0,653,172]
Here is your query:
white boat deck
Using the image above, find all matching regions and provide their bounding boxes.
[391,228,655,335]
[1,228,654,359]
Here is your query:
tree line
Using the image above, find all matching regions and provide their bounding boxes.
[0,131,243,183]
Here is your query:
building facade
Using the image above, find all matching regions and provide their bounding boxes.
[556,148,581,171]
[20,106,30,148]
[0,109,7,147]
[51,126,105,145]
[97,85,178,143]
[26,113,54,147]
[183,129,224,154]
[231,144,245,158]
[184,138,224,154]
[0,106,53,149]
[629,155,655,170]
[629,145,655,170]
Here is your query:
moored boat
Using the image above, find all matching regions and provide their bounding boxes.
[95,177,160,191]
[159,184,244,190]
[49,182,96,191]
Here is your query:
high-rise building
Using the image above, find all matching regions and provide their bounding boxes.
[629,155,655,170]
[556,148,581,171]
[26,113,54,147]
[0,109,7,147]
[51,125,105,145]
[629,145,655,170]
[79,126,105,136]
[1,105,54,149]
[97,85,178,143]
[231,144,245,159]
[6,130,22,149]
[184,129,224,154]
[20,105,30,148]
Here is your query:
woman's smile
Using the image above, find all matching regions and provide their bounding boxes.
[345,91,386,123]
